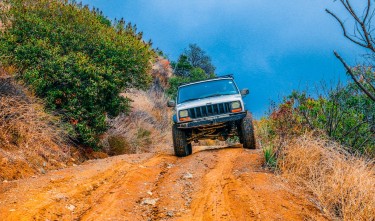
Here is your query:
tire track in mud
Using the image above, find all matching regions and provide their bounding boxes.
[143,147,222,220]
[0,153,162,220]
[184,147,244,220]
[0,146,327,221]
[181,147,326,221]
[79,155,178,221]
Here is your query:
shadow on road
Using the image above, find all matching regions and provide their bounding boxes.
[192,143,243,154]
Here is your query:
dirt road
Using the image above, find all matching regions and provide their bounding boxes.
[0,145,326,220]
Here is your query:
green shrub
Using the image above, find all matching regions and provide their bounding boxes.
[108,135,131,155]
[227,136,240,145]
[135,127,152,148]
[265,82,375,156]
[263,145,277,169]
[0,0,155,147]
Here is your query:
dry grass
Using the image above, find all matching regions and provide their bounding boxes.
[100,88,173,155]
[279,135,375,221]
[0,77,74,181]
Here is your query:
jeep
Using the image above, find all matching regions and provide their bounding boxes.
[167,75,256,157]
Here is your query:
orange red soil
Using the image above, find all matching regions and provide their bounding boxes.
[0,145,326,220]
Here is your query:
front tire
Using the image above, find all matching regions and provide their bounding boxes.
[239,112,256,149]
[172,124,192,157]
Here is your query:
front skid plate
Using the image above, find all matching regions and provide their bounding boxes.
[177,112,246,129]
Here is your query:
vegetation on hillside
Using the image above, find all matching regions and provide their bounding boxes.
[0,0,155,147]
[101,88,172,155]
[0,76,76,181]
[256,80,375,220]
[260,82,374,156]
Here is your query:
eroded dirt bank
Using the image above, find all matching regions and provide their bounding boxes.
[0,146,326,220]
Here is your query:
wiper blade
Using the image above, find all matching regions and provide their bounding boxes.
[181,98,200,103]
[201,93,233,99]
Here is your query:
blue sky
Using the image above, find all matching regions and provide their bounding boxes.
[82,0,365,118]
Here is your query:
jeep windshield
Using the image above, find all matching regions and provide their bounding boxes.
[177,79,239,104]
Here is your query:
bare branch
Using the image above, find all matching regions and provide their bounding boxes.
[344,0,362,24]
[346,0,375,52]
[367,8,375,31]
[326,9,369,48]
[329,1,375,52]
[334,51,375,102]
[355,22,366,41]
[363,0,371,22]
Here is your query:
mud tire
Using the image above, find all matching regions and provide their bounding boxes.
[172,124,192,157]
[239,111,256,149]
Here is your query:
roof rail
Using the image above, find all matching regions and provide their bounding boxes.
[216,74,234,79]
[178,74,235,86]
[179,81,195,86]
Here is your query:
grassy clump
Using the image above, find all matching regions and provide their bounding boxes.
[0,77,73,180]
[102,88,173,155]
[107,136,131,155]
[280,136,375,220]
[0,0,155,147]
[262,145,277,169]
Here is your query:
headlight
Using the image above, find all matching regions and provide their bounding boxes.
[231,101,241,109]
[179,110,189,118]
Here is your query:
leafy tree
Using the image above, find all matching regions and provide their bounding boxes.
[184,44,216,75]
[172,44,216,76]
[172,55,192,77]
[189,67,211,81]
[0,0,155,147]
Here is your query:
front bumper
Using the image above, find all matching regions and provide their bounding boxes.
[177,112,246,129]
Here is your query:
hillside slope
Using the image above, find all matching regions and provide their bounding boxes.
[0,75,83,181]
[0,146,326,220]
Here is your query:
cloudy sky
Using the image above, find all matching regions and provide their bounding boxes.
[82,0,365,118]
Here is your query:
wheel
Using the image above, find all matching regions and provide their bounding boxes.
[239,111,256,149]
[172,124,192,157]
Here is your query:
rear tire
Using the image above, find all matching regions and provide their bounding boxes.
[172,124,192,157]
[239,111,256,149]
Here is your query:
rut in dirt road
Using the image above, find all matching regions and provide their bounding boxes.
[0,145,326,221]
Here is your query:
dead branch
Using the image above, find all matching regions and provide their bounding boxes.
[334,51,375,101]
[326,0,375,52]
[326,9,369,49]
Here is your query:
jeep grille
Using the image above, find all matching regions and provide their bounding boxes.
[188,102,232,119]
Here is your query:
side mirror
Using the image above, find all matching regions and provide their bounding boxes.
[167,100,176,107]
[240,88,249,96]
